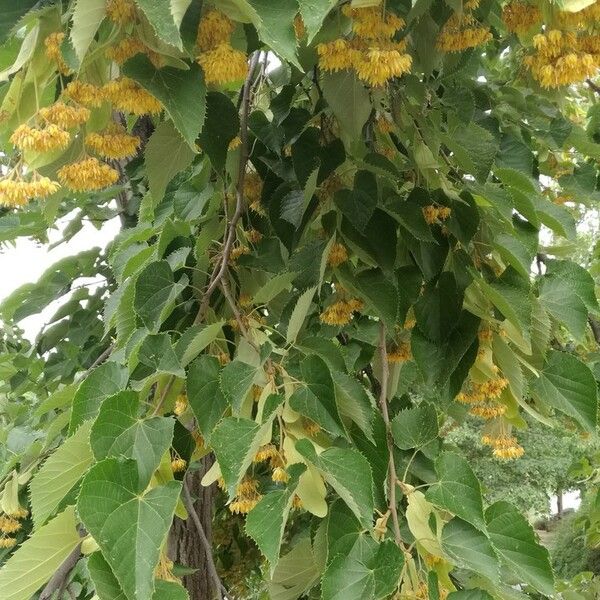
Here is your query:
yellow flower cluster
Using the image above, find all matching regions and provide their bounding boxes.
[253,444,280,464]
[198,43,248,85]
[174,394,188,416]
[317,6,411,86]
[197,9,235,51]
[0,516,21,534]
[469,401,507,419]
[171,457,187,473]
[327,242,348,267]
[196,9,247,85]
[303,418,322,437]
[556,0,600,28]
[437,8,492,53]
[44,32,72,75]
[320,298,363,326]
[245,228,262,244]
[456,376,508,404]
[388,341,411,363]
[422,204,452,224]
[317,173,344,201]
[502,1,541,35]
[229,477,262,514]
[524,30,596,88]
[244,172,263,211]
[228,136,242,150]
[103,77,163,115]
[106,0,136,25]
[10,124,70,152]
[106,37,146,64]
[0,537,16,548]
[376,115,394,133]
[482,433,525,460]
[0,175,59,207]
[58,157,119,192]
[65,81,105,108]
[38,102,90,129]
[229,245,250,263]
[85,124,141,159]
[272,466,289,483]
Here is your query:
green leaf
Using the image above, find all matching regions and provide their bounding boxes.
[445,122,498,183]
[0,506,81,600]
[197,91,239,172]
[447,591,494,600]
[298,0,337,41]
[29,421,93,529]
[210,417,271,498]
[145,121,196,204]
[286,286,317,344]
[335,188,377,235]
[70,362,129,432]
[78,458,182,600]
[70,0,106,62]
[332,371,375,444]
[123,57,206,148]
[220,359,258,414]
[296,439,374,527]
[539,276,587,340]
[253,271,296,304]
[391,402,438,450]
[0,0,38,43]
[546,259,599,312]
[245,464,305,566]
[174,321,224,367]
[426,451,485,531]
[494,233,532,279]
[90,391,174,488]
[485,501,554,595]
[387,191,436,242]
[131,333,185,381]
[267,537,320,600]
[415,272,462,342]
[476,268,531,342]
[134,260,188,333]
[89,552,189,600]
[289,355,346,438]
[322,71,371,145]
[321,539,404,600]
[441,517,499,583]
[187,356,229,442]
[530,350,598,431]
[250,0,300,68]
[134,0,183,49]
[171,0,193,28]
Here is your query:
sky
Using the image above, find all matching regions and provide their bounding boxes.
[0,212,120,340]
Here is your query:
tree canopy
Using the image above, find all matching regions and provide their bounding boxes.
[0,0,599,599]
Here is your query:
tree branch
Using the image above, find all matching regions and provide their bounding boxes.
[378,323,402,547]
[589,316,600,345]
[586,78,600,94]
[39,542,82,600]
[182,477,228,600]
[194,52,261,326]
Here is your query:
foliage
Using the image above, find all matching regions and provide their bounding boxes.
[0,0,597,599]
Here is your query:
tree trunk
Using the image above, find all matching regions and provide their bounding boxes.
[556,488,563,517]
[169,456,216,600]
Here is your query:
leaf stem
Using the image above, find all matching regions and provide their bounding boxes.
[378,322,403,547]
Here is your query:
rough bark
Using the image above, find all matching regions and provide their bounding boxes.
[169,456,216,600]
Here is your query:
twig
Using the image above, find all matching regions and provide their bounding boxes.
[182,477,225,600]
[39,543,82,600]
[194,52,261,326]
[589,316,600,345]
[219,279,258,353]
[378,322,402,547]
[79,343,113,381]
[586,78,600,94]
[152,375,176,416]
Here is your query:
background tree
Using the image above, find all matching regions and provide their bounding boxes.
[0,1,598,599]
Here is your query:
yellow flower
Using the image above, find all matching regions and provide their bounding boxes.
[197,44,248,84]
[437,13,492,53]
[0,537,16,548]
[437,206,452,220]
[327,242,348,267]
[58,158,119,192]
[303,418,322,437]
[0,516,21,534]
[0,176,60,207]
[388,341,411,363]
[171,458,187,473]
[502,1,541,35]
[174,394,188,416]
[320,298,363,326]
[236,477,260,497]
[228,135,242,150]
[103,78,162,115]
[469,401,507,419]
[422,205,438,224]
[44,32,72,75]
[317,39,361,72]
[342,5,405,40]
[355,45,412,85]
[197,9,235,51]
[38,102,90,129]
[64,81,105,108]
[85,124,141,159]
[106,0,136,24]
[245,229,263,244]
[254,444,279,463]
[11,124,70,152]
[106,37,146,64]
[229,497,261,514]
[272,467,289,483]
